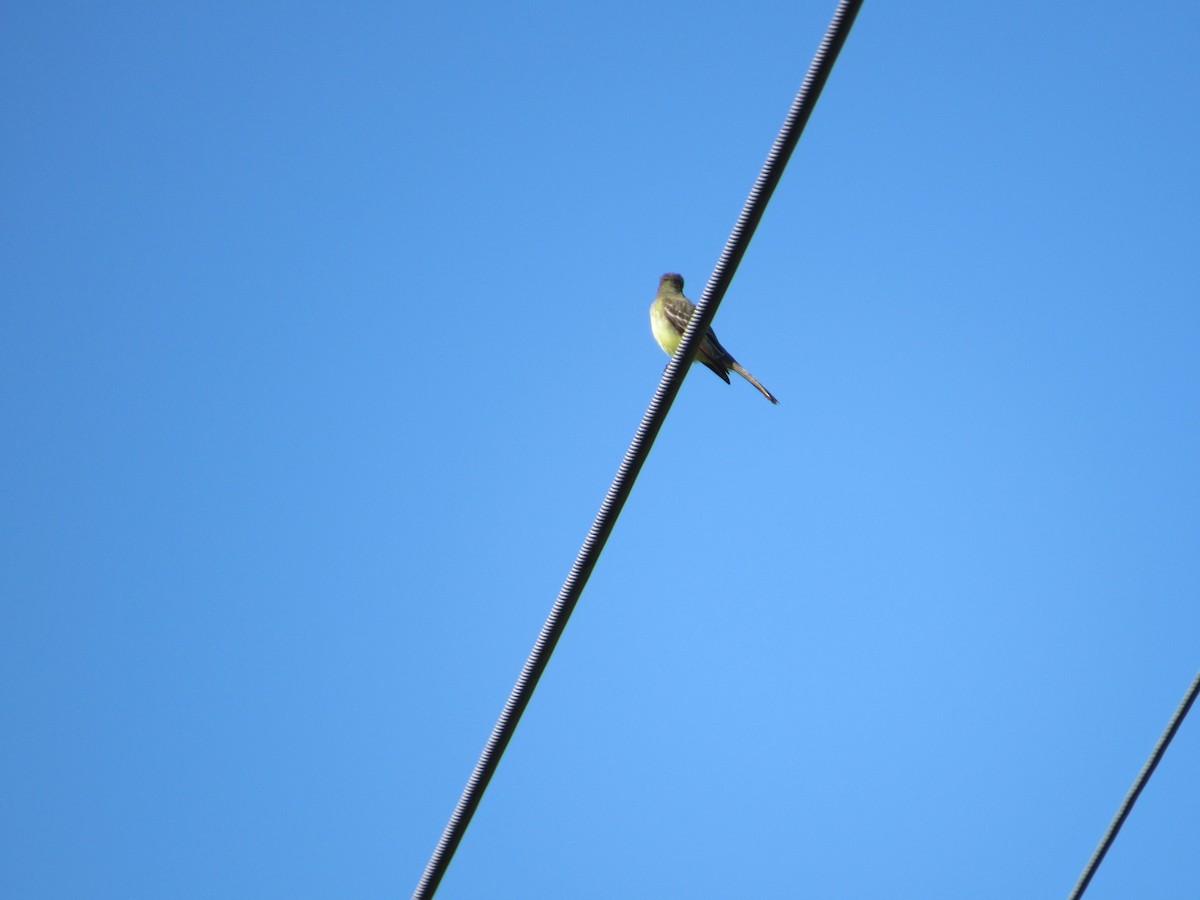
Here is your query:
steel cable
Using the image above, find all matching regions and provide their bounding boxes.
[1068,669,1200,899]
[412,3,864,896]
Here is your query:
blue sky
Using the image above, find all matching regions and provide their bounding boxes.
[3,2,1198,897]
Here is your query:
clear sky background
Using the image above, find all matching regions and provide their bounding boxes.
[3,2,1198,898]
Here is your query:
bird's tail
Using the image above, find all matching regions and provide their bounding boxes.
[730,361,779,405]
[698,356,732,384]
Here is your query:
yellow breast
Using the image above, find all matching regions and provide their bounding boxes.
[650,299,682,356]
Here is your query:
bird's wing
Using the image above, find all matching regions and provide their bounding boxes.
[661,291,735,379]
[658,293,697,335]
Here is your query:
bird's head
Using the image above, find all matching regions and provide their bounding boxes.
[659,273,685,292]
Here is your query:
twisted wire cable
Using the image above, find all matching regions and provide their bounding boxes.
[1068,668,1200,899]
[412,3,863,896]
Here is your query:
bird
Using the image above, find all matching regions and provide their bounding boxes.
[649,273,779,404]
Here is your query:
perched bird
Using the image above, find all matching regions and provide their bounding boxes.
[649,273,779,404]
